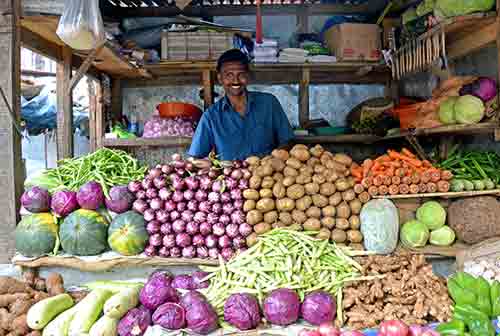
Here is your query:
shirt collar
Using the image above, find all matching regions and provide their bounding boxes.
[222,91,254,112]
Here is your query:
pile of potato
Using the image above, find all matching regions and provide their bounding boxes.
[243,144,371,249]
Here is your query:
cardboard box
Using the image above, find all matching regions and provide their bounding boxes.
[324,23,381,62]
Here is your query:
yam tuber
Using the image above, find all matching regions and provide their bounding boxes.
[0,278,33,295]
[0,308,10,331]
[0,294,30,308]
[9,298,34,316]
[33,278,46,292]
[11,314,29,336]
[22,270,37,288]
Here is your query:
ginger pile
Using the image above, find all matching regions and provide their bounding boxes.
[341,251,452,330]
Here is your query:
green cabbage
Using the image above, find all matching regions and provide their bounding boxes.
[435,0,495,18]
[429,226,456,246]
[417,0,435,16]
[402,8,418,25]
[438,97,458,124]
[416,201,446,230]
[24,169,60,194]
[400,220,430,248]
[454,95,485,124]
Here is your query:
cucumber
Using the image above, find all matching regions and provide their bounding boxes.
[42,307,77,336]
[84,281,144,294]
[89,315,118,336]
[27,293,74,330]
[103,287,140,319]
[68,289,113,336]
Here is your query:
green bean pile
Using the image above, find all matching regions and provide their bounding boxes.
[438,147,500,184]
[200,229,370,318]
[46,148,147,197]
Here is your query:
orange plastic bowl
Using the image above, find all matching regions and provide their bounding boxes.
[157,102,202,121]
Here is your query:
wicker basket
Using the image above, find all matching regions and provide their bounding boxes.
[161,31,234,61]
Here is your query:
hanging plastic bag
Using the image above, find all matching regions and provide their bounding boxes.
[56,0,106,51]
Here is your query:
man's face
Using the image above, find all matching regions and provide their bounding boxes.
[218,61,249,97]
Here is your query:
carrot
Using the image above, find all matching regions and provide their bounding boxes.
[383,176,392,186]
[375,154,391,163]
[395,168,406,178]
[388,185,400,195]
[371,162,382,171]
[354,184,365,194]
[351,166,363,180]
[391,176,401,185]
[362,159,373,177]
[368,186,379,196]
[387,150,423,167]
[399,184,410,194]
[422,160,433,168]
[372,175,383,186]
[401,148,417,159]
[382,161,402,168]
[358,191,371,203]
[402,176,412,185]
[421,170,432,183]
[418,183,428,193]
[378,185,389,195]
[409,184,419,194]
[430,170,441,183]
[441,170,453,181]
[427,182,437,193]
[410,173,420,185]
[437,180,450,193]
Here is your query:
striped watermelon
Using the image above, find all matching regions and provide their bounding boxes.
[108,211,148,256]
[15,213,58,257]
[60,209,108,256]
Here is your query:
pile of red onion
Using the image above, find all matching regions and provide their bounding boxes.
[128,154,252,260]
[143,117,195,138]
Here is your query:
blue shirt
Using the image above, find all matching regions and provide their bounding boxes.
[188,91,294,160]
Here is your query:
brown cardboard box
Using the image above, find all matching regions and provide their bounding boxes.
[324,23,381,62]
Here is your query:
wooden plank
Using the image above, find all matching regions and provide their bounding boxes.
[403,241,469,258]
[68,44,104,93]
[447,21,497,60]
[56,46,73,160]
[202,69,213,109]
[298,68,310,128]
[20,27,61,61]
[111,78,123,121]
[88,79,97,152]
[295,134,381,144]
[102,137,192,148]
[95,80,104,149]
[374,189,500,200]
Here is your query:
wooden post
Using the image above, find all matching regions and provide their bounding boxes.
[88,78,97,152]
[56,46,74,159]
[202,69,214,109]
[111,78,122,121]
[95,80,105,148]
[0,0,23,262]
[298,68,310,128]
[495,1,500,141]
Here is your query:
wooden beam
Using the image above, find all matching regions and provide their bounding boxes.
[447,21,497,60]
[298,68,310,128]
[21,69,55,77]
[95,80,104,148]
[202,69,214,109]
[88,79,97,152]
[0,0,24,262]
[20,27,62,61]
[68,44,104,94]
[56,46,73,159]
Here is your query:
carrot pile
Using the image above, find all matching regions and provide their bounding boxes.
[350,148,453,196]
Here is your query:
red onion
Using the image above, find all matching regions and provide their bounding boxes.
[239,223,253,237]
[225,178,237,190]
[172,191,184,203]
[211,203,223,214]
[175,168,186,176]
[161,164,173,174]
[198,201,211,213]
[221,247,234,260]
[241,161,249,168]
[149,168,162,179]
[199,176,212,190]
[194,190,207,202]
[128,181,142,193]
[164,200,176,212]
[183,190,195,201]
[193,211,207,224]
[186,221,199,235]
[163,234,176,248]
[233,199,244,210]
[192,234,205,246]
[205,234,218,248]
[172,153,182,161]
[172,159,185,169]
[181,210,194,222]
[196,246,209,259]
[212,223,225,237]
[182,246,196,258]
[422,329,440,336]
[159,188,172,201]
[231,169,243,180]
[230,189,242,201]
[150,198,164,210]
[142,178,154,190]
[160,223,172,235]
[149,233,163,247]
[223,167,232,176]
[212,180,224,193]
[144,209,156,222]
[218,235,232,248]
[242,168,251,179]
[219,214,231,225]
[380,320,409,336]
[172,219,186,233]
[144,245,157,257]
[208,247,219,259]
[172,178,185,191]
[170,210,180,221]
[231,210,245,225]
[199,222,212,236]
[153,176,167,189]
[185,162,194,172]
[233,236,246,248]
[408,325,424,336]
[318,323,340,336]
[187,200,198,212]
[176,202,186,212]
[207,213,218,225]
[238,179,249,190]
[170,246,181,257]
[146,220,161,235]
[184,176,199,190]
[220,192,231,204]
[133,199,148,214]
[225,224,239,238]
[146,188,158,199]
[208,169,219,179]
[233,160,242,169]
[136,190,147,200]
[222,203,234,215]
[207,192,220,204]
[159,246,170,257]
[156,209,169,223]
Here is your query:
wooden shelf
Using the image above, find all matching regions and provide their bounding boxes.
[374,189,500,200]
[402,241,469,258]
[102,137,192,148]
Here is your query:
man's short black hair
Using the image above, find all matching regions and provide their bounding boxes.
[216,49,250,72]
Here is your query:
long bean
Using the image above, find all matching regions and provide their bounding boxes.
[438,149,500,184]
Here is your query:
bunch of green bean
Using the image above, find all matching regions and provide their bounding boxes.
[46,148,147,197]
[199,229,370,318]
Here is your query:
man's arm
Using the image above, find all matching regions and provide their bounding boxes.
[186,114,214,159]
[271,96,295,148]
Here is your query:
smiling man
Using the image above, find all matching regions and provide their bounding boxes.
[187,49,294,161]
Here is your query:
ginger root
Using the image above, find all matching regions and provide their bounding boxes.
[0,294,30,308]
[11,314,29,336]
[0,278,32,295]
[46,273,64,296]
[22,269,37,288]
[0,308,11,331]
[33,278,46,292]
[9,299,34,317]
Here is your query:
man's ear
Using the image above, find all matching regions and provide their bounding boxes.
[217,73,222,85]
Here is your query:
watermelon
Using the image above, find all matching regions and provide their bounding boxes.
[108,211,148,256]
[15,213,58,257]
[360,199,400,254]
[60,209,108,256]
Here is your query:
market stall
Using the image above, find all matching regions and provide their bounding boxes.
[3,0,500,335]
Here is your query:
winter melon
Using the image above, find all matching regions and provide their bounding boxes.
[59,209,108,256]
[15,213,58,257]
[108,211,148,256]
[360,199,399,254]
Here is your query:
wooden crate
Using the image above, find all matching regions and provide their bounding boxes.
[161,31,234,61]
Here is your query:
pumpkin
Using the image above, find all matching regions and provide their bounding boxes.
[15,213,58,257]
[60,209,108,256]
[360,199,399,254]
[108,211,148,256]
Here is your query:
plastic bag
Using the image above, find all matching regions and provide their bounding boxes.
[56,0,105,51]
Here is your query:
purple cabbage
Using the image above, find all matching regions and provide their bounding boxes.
[139,273,179,310]
[192,271,210,289]
[263,289,300,326]
[460,77,497,102]
[172,274,194,290]
[50,190,77,217]
[152,302,186,330]
[301,291,336,326]
[117,307,151,336]
[76,181,104,210]
[224,293,261,330]
[183,293,219,334]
